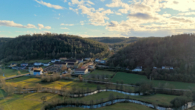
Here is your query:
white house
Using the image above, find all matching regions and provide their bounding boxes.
[74,68,88,75]
[51,59,56,63]
[162,66,174,70]
[43,63,50,66]
[132,66,142,72]
[34,62,42,66]
[84,58,91,61]
[95,59,100,63]
[100,60,106,64]
[56,59,61,62]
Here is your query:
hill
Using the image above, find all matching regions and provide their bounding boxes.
[0,34,108,62]
[107,34,195,83]
[0,38,12,47]
[88,37,139,44]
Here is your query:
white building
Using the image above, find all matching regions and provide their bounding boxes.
[51,59,56,63]
[74,68,88,75]
[132,66,142,72]
[34,62,42,66]
[43,63,50,66]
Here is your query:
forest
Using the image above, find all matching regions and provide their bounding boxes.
[0,34,108,62]
[107,34,195,83]
[88,37,138,44]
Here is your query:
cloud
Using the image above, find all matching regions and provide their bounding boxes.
[80,21,84,25]
[64,0,67,2]
[61,27,69,29]
[38,24,51,29]
[0,20,37,28]
[170,17,193,23]
[35,0,64,9]
[61,23,74,26]
[69,7,79,14]
[128,13,158,20]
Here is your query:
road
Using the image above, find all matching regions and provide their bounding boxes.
[4,73,30,80]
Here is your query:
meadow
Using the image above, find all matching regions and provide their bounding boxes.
[0,69,28,77]
[6,76,105,90]
[84,70,116,79]
[111,72,195,89]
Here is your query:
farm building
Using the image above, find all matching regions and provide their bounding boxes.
[34,62,42,66]
[74,68,88,75]
[43,63,50,66]
[21,63,28,67]
[30,67,43,75]
[132,66,142,72]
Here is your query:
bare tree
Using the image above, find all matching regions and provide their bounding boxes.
[41,96,47,104]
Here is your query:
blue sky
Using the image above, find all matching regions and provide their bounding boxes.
[0,0,195,38]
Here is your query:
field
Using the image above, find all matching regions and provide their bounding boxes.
[111,72,195,89]
[0,90,176,110]
[0,69,28,77]
[59,103,154,110]
[0,89,6,98]
[0,93,60,110]
[84,70,116,79]
[6,76,105,90]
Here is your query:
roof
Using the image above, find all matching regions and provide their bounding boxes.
[75,69,87,71]
[21,63,28,64]
[31,67,43,71]
[11,63,17,65]
[54,62,66,64]
[65,60,77,62]
[135,66,142,69]
[67,63,75,65]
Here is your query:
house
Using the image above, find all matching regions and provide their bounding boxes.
[10,63,17,67]
[100,60,106,64]
[56,59,61,62]
[162,66,174,70]
[95,59,100,63]
[77,58,83,63]
[54,62,67,67]
[43,63,50,67]
[132,66,142,72]
[34,62,42,66]
[88,65,95,69]
[51,59,56,63]
[66,63,75,68]
[21,63,28,67]
[65,60,78,64]
[30,67,43,75]
[74,68,88,75]
[84,58,91,61]
[12,66,18,70]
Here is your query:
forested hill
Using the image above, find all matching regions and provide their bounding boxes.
[0,34,108,62]
[107,34,195,73]
[88,37,139,44]
[0,38,12,47]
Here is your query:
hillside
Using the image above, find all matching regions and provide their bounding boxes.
[0,38,12,47]
[0,34,108,62]
[88,37,138,44]
[107,34,195,83]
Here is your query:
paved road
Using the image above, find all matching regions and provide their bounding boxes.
[4,73,30,80]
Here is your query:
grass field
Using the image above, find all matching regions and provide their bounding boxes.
[0,89,6,98]
[72,92,177,107]
[59,103,154,110]
[84,70,116,79]
[111,72,195,89]
[6,76,105,90]
[0,69,28,77]
[6,59,51,65]
[0,93,60,110]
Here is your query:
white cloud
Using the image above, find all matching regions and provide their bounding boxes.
[69,7,79,14]
[64,0,67,2]
[38,24,51,29]
[0,20,37,29]
[61,27,69,29]
[80,21,84,25]
[61,23,74,26]
[35,0,64,9]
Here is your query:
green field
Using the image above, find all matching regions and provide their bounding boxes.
[0,69,28,77]
[0,89,6,98]
[0,93,60,110]
[59,103,154,110]
[6,76,105,90]
[111,72,195,89]
[84,70,116,79]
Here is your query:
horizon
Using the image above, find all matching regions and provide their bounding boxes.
[1,0,195,38]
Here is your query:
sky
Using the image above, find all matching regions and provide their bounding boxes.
[0,0,195,38]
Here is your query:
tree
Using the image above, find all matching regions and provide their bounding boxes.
[78,63,83,69]
[41,96,47,104]
[35,83,42,92]
[17,71,21,75]
[78,75,83,81]
[61,65,67,71]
